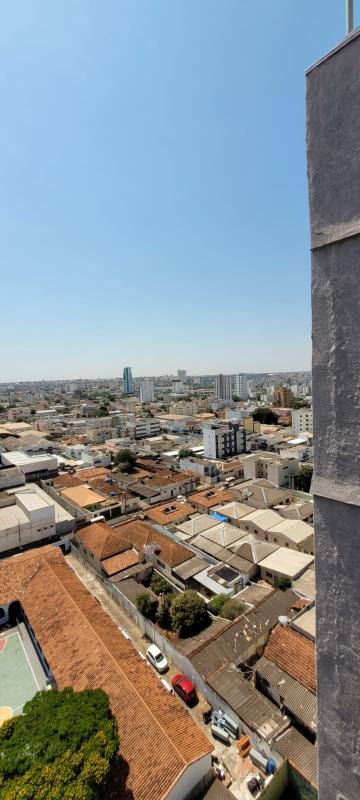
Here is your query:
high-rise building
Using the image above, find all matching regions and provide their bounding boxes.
[139,379,155,404]
[122,367,133,394]
[274,385,293,407]
[177,369,186,381]
[214,374,232,402]
[203,421,246,460]
[291,408,313,436]
[307,27,360,800]
[233,374,248,400]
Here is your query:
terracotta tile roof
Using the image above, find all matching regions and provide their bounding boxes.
[74,466,110,482]
[18,556,213,798]
[61,485,105,508]
[264,625,316,693]
[145,470,196,488]
[188,489,234,508]
[0,545,64,604]
[75,523,130,560]
[145,501,194,526]
[101,549,139,576]
[86,477,128,498]
[114,520,194,568]
[53,473,83,489]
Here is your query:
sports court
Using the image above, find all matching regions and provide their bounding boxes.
[0,627,42,724]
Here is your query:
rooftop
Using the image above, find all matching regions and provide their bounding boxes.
[264,624,316,693]
[61,485,105,508]
[258,548,314,578]
[101,548,140,577]
[176,514,219,540]
[188,488,234,508]
[75,522,130,560]
[113,519,194,568]
[267,518,314,544]
[213,501,252,520]
[0,548,213,799]
[145,500,195,526]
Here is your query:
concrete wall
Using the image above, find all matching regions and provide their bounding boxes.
[306,28,360,800]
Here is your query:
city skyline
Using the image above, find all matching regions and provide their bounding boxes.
[0,1,348,382]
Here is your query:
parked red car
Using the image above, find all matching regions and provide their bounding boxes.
[171,673,198,707]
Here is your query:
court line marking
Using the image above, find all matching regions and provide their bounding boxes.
[17,632,41,692]
[0,632,18,642]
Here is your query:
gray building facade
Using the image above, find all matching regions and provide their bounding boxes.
[306,27,360,800]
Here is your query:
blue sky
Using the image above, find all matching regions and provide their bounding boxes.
[0,1,351,380]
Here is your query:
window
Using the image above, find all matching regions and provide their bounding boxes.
[274,538,278,543]
[266,571,273,578]
[265,534,268,541]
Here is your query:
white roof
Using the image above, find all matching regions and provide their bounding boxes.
[202,522,247,547]
[176,514,219,540]
[292,567,315,601]
[16,491,50,512]
[241,508,282,530]
[214,501,251,520]
[268,518,314,543]
[259,548,314,578]
[292,606,316,639]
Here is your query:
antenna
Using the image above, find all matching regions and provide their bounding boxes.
[346,0,354,34]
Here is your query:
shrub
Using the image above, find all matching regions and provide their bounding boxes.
[274,576,292,590]
[0,688,118,800]
[170,590,209,637]
[135,592,158,620]
[220,599,245,621]
[150,573,173,596]
[208,594,228,616]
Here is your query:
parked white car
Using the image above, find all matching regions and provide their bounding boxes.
[146,644,168,673]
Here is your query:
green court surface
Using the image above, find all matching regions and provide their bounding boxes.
[0,630,40,722]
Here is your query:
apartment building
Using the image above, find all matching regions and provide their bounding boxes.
[122,366,133,394]
[274,386,294,407]
[139,379,155,404]
[203,422,246,459]
[0,484,75,554]
[127,417,160,439]
[234,374,248,400]
[243,453,299,488]
[291,408,313,435]
[214,374,233,401]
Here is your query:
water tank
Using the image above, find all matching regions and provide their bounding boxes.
[278,616,288,626]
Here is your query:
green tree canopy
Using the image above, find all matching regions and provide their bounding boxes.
[150,573,173,596]
[252,407,279,425]
[208,594,244,620]
[135,592,158,620]
[294,465,313,493]
[156,593,176,630]
[0,687,118,800]
[170,590,209,637]
[178,448,194,459]
[113,448,137,473]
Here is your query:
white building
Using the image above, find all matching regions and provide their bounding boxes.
[171,380,185,394]
[233,374,248,400]
[292,408,313,435]
[127,418,160,439]
[243,452,299,488]
[203,422,246,459]
[1,451,58,480]
[214,374,233,401]
[177,369,186,381]
[0,484,75,554]
[139,379,155,404]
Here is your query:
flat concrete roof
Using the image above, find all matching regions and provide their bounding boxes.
[292,606,316,640]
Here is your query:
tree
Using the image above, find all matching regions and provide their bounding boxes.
[156,593,175,630]
[220,599,245,621]
[135,592,158,620]
[113,448,137,473]
[295,465,313,493]
[232,395,240,402]
[170,590,209,637]
[252,407,279,425]
[150,573,173,596]
[208,594,245,620]
[178,448,194,459]
[274,576,292,590]
[0,687,118,800]
[208,594,228,616]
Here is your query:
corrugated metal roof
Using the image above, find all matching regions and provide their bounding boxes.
[172,556,209,580]
[208,665,289,742]
[201,778,235,799]
[274,726,318,787]
[255,656,317,732]
[191,589,297,679]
